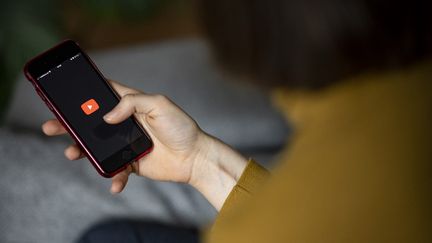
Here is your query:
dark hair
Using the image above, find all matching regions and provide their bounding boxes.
[200,0,432,89]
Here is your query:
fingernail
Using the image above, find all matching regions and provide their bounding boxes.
[103,111,116,121]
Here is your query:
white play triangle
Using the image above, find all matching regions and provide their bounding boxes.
[87,105,92,110]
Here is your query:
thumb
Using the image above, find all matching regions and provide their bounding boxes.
[103,93,167,124]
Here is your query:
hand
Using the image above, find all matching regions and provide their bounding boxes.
[42,81,248,210]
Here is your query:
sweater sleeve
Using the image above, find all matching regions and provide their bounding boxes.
[210,159,269,229]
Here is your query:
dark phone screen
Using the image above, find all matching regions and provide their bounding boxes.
[36,51,150,170]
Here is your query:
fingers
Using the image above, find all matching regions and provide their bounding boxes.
[103,93,169,124]
[42,119,67,136]
[64,144,85,160]
[110,165,132,194]
[43,120,84,160]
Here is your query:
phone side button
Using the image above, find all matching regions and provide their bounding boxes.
[36,89,46,101]
[46,102,54,111]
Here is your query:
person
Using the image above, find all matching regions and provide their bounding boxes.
[42,0,432,242]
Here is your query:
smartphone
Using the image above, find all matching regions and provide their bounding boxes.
[24,40,153,177]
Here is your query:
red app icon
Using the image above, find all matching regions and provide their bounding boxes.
[81,98,99,115]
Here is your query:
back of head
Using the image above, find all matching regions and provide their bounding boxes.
[200,0,432,89]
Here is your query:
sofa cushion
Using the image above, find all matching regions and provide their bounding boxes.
[0,128,215,242]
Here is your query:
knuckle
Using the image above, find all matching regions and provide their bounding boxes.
[153,94,170,106]
[122,93,138,105]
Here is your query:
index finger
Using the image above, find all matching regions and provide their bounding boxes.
[42,119,67,136]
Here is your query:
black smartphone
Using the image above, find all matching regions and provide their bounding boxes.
[24,40,153,177]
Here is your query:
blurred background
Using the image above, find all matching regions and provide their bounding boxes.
[0,0,289,242]
[1,0,202,117]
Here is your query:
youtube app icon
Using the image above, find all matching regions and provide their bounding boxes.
[81,98,99,115]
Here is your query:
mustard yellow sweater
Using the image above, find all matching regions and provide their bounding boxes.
[206,62,432,242]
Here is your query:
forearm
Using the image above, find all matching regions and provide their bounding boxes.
[189,133,248,211]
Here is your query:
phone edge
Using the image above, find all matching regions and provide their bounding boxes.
[23,39,154,178]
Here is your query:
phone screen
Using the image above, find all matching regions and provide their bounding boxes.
[28,42,152,175]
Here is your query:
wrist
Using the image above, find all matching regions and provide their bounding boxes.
[189,132,248,210]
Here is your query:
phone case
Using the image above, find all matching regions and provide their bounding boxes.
[23,40,153,178]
